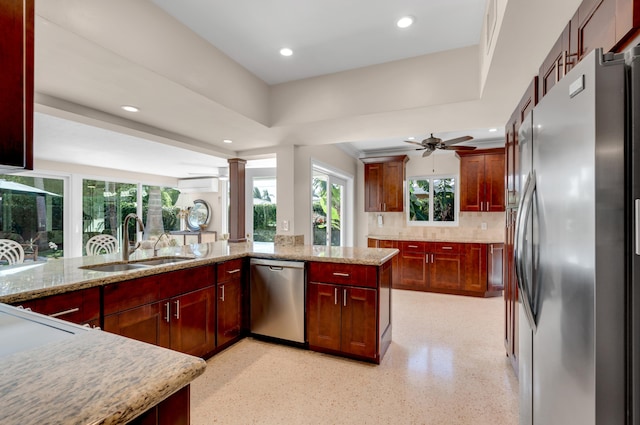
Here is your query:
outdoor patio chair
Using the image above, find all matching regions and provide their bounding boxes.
[0,239,25,265]
[85,234,118,256]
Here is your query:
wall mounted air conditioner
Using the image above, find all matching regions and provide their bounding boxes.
[177,177,219,193]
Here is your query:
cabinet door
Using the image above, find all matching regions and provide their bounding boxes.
[364,163,383,212]
[459,155,485,212]
[382,160,404,212]
[341,287,377,359]
[307,282,342,351]
[398,250,428,290]
[578,0,617,59]
[462,244,488,293]
[429,253,462,290]
[103,302,171,349]
[217,277,242,347]
[0,0,33,170]
[171,287,216,357]
[485,153,505,212]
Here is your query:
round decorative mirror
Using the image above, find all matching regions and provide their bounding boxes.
[187,199,211,231]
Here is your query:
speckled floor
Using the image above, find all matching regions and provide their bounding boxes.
[191,290,519,424]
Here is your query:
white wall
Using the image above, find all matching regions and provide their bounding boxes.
[270,46,480,127]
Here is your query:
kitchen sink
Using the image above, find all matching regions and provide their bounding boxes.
[80,262,150,272]
[80,256,193,272]
[132,256,192,266]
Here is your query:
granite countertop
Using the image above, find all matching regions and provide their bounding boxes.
[0,241,398,304]
[0,304,206,425]
[367,235,505,243]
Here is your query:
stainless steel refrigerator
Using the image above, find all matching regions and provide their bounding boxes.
[516,47,640,425]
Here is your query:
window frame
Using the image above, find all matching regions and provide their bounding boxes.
[405,174,459,227]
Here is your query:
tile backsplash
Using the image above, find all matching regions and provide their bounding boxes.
[367,211,505,242]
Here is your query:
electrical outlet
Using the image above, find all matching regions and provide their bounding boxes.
[481,222,487,230]
[377,214,384,227]
[282,220,289,231]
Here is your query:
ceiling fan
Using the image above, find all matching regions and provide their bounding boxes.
[404,133,476,157]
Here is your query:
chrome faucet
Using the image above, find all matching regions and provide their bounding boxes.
[123,213,145,262]
[153,232,172,257]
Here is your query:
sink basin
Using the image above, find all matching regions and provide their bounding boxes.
[80,263,150,272]
[133,256,192,266]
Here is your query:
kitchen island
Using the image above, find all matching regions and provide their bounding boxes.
[0,303,205,425]
[0,241,397,304]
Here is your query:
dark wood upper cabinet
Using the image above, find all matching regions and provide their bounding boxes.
[0,0,34,171]
[361,155,409,212]
[458,148,505,213]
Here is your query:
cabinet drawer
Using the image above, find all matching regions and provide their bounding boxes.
[308,262,377,288]
[432,242,462,254]
[15,287,100,325]
[216,258,243,283]
[104,275,159,315]
[400,241,428,253]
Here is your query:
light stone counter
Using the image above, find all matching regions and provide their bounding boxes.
[0,241,398,304]
[367,235,505,244]
[0,304,206,425]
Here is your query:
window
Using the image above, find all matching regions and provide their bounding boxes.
[251,177,277,242]
[407,176,458,225]
[0,174,64,260]
[83,180,182,254]
[312,164,350,247]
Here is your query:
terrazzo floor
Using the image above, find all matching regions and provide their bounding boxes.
[191,289,519,424]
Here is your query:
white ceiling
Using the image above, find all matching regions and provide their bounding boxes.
[31,0,583,178]
[151,0,486,85]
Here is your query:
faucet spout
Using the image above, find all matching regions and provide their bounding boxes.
[123,213,145,262]
[153,232,172,257]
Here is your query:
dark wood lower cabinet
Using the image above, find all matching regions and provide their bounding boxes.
[170,288,216,357]
[307,261,388,363]
[103,302,170,348]
[429,253,463,291]
[307,282,377,360]
[103,266,216,358]
[380,240,503,297]
[129,385,190,425]
[216,277,242,347]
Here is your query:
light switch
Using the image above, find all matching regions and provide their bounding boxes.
[282,220,289,231]
[377,214,384,227]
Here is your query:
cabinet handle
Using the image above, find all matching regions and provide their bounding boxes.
[174,300,180,319]
[227,268,241,274]
[343,289,347,307]
[220,284,225,302]
[333,272,350,277]
[491,245,494,255]
[441,246,453,250]
[165,302,171,323]
[408,245,418,248]
[383,203,386,211]
[425,254,429,264]
[431,254,434,262]
[49,307,80,318]
[334,287,338,305]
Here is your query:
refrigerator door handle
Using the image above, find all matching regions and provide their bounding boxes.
[514,171,537,331]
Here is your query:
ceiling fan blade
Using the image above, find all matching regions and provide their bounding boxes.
[422,149,434,157]
[404,140,425,147]
[443,145,477,151]
[441,135,474,146]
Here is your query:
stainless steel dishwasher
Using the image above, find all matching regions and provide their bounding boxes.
[250,258,305,344]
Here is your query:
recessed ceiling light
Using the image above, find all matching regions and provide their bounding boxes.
[396,16,415,29]
[488,128,498,132]
[121,105,139,112]
[280,48,293,57]
[223,139,233,144]
[407,136,416,140]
